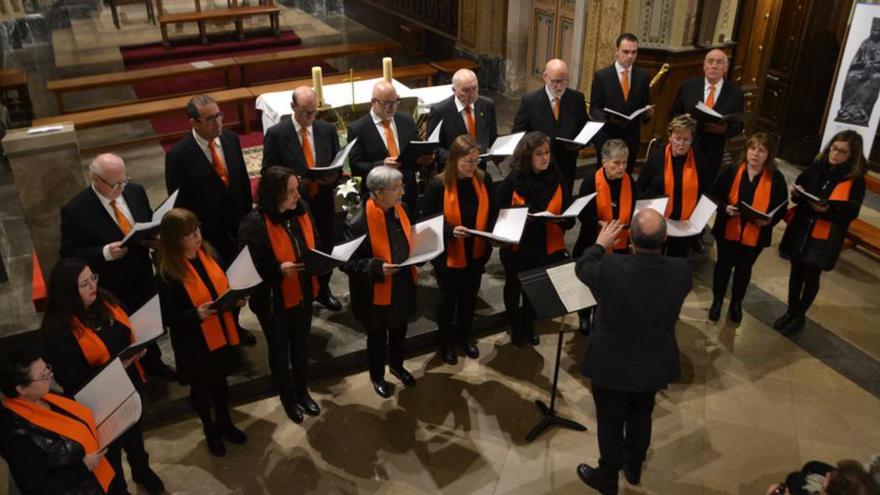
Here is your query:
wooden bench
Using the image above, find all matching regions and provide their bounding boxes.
[158,4,280,46]
[429,58,480,84]
[845,173,880,257]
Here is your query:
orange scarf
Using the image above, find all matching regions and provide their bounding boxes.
[3,393,115,493]
[512,185,565,254]
[811,179,854,240]
[595,169,633,250]
[182,249,240,351]
[724,163,773,247]
[365,198,417,305]
[663,144,699,220]
[264,213,319,308]
[444,176,489,268]
[69,302,145,382]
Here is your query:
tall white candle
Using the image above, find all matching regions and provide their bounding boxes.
[312,66,324,105]
[382,57,392,82]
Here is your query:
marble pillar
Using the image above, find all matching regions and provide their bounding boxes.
[2,124,86,278]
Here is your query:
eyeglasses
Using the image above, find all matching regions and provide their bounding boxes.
[373,98,400,107]
[31,363,53,383]
[94,174,130,191]
[547,78,569,86]
[78,273,99,290]
[197,112,224,123]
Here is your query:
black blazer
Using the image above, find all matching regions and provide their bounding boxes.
[589,64,651,146]
[347,111,420,215]
[575,244,692,391]
[427,95,499,160]
[165,129,253,264]
[709,165,788,249]
[670,77,744,168]
[512,87,588,169]
[261,118,340,177]
[60,184,154,311]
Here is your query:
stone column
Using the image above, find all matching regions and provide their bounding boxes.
[2,124,86,277]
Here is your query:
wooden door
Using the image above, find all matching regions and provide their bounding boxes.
[525,0,578,91]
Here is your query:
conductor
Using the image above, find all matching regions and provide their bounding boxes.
[574,210,692,494]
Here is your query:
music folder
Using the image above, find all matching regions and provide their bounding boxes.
[519,262,597,321]
[397,214,445,267]
[306,138,357,179]
[398,119,442,165]
[480,132,526,157]
[666,194,717,237]
[693,102,745,123]
[603,105,654,121]
[210,247,262,311]
[300,235,366,276]
[529,193,596,219]
[118,295,164,361]
[74,358,142,449]
[556,121,604,146]
[463,207,528,244]
[120,189,179,247]
[736,200,788,222]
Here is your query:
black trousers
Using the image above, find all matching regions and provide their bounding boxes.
[787,260,823,316]
[713,239,763,303]
[311,190,336,295]
[106,416,150,487]
[501,249,568,342]
[367,322,407,381]
[592,384,657,482]
[435,263,484,348]
[256,303,313,398]
[190,375,232,429]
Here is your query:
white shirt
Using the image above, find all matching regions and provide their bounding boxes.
[545,85,562,107]
[291,118,316,164]
[704,78,724,103]
[614,61,631,82]
[93,184,134,261]
[192,129,227,171]
[371,109,399,154]
[454,97,475,130]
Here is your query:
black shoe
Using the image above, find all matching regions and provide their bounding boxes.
[527,332,540,346]
[622,463,641,485]
[578,315,591,336]
[781,315,805,336]
[131,466,165,495]
[372,377,392,398]
[217,422,247,444]
[390,366,416,387]
[239,328,258,346]
[315,292,342,311]
[576,464,617,495]
[773,310,794,330]
[462,340,480,359]
[728,301,743,323]
[295,390,321,416]
[441,348,458,365]
[281,394,304,423]
[203,426,226,457]
[145,362,177,381]
[708,297,723,321]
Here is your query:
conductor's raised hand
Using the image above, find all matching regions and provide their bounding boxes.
[596,219,624,251]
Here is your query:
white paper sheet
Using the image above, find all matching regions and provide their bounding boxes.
[545,263,597,313]
[482,132,526,157]
[695,101,723,119]
[666,195,717,237]
[190,60,214,69]
[530,193,596,218]
[312,235,366,261]
[225,246,262,289]
[312,137,357,172]
[127,295,163,345]
[27,125,64,135]
[398,214,445,266]
[74,358,141,448]
[603,105,653,121]
[738,200,788,220]
[120,190,179,245]
[794,184,823,203]
[556,121,605,146]
[464,207,529,244]
[427,119,442,142]
[634,197,669,216]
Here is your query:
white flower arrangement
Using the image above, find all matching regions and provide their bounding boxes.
[336,176,362,213]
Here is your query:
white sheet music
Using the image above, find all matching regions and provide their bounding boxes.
[794,184,823,203]
[603,105,653,121]
[556,121,605,145]
[127,295,163,345]
[74,359,141,449]
[530,193,596,218]
[545,263,596,313]
[427,119,442,142]
[120,190,179,244]
[464,207,529,243]
[398,214,445,266]
[482,132,526,157]
[666,195,717,237]
[311,235,366,261]
[695,101,724,119]
[312,137,357,171]
[226,247,262,289]
[634,197,669,216]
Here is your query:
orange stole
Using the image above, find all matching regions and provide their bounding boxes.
[811,179,854,240]
[724,164,773,247]
[182,249,240,351]
[264,213,319,308]
[444,176,489,268]
[3,393,115,493]
[69,302,145,382]
[595,169,633,250]
[663,145,699,220]
[365,198,417,305]
[511,185,565,254]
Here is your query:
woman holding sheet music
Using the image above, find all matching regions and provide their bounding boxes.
[41,258,163,495]
[636,115,712,257]
[497,131,573,347]
[238,166,322,423]
[775,130,867,335]
[422,135,499,365]
[708,133,788,323]
[156,208,248,457]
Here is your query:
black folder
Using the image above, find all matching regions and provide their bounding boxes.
[398,141,438,166]
[300,250,342,277]
[210,286,256,311]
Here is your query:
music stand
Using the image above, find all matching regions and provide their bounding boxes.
[519,261,595,442]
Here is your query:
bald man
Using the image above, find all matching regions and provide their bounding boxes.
[590,33,653,175]
[512,59,588,194]
[670,48,744,185]
[262,85,343,311]
[574,211,691,494]
[348,80,433,216]
[427,68,498,171]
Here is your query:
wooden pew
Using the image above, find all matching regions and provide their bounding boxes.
[845,173,880,257]
[158,5,280,46]
[428,58,480,80]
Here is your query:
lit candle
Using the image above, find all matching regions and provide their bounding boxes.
[312,66,324,105]
[382,57,392,82]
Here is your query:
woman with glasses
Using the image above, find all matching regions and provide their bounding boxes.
[0,347,124,494]
[341,166,418,398]
[41,258,163,495]
[775,130,867,335]
[156,208,248,456]
[422,135,499,364]
[636,115,712,257]
[238,166,322,423]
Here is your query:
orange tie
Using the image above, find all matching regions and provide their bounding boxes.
[705,84,716,108]
[552,97,560,121]
[300,127,318,197]
[464,106,477,139]
[620,70,629,101]
[382,120,399,157]
[208,140,229,186]
[110,200,132,235]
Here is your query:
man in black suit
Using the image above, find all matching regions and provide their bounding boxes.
[427,68,498,169]
[165,94,257,344]
[574,210,692,495]
[262,86,343,311]
[670,48,744,186]
[512,58,588,194]
[61,153,173,378]
[348,80,434,217]
[590,33,653,174]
